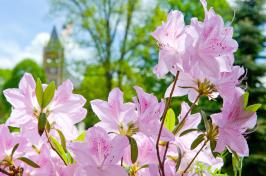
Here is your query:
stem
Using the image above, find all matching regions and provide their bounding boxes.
[161,94,202,167]
[156,71,180,176]
[162,142,169,167]
[0,168,11,176]
[182,140,209,174]
[44,129,68,166]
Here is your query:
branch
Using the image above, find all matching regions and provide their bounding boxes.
[156,71,180,176]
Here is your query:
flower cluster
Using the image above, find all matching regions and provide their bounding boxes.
[0,0,260,176]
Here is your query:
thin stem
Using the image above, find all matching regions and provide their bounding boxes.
[0,168,11,176]
[182,140,209,174]
[162,142,169,167]
[156,71,180,176]
[44,129,68,166]
[161,94,202,167]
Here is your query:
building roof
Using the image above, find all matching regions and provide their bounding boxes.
[45,26,63,50]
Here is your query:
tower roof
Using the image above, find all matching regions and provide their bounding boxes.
[45,26,63,50]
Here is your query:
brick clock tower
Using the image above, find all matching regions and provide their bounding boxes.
[43,26,64,85]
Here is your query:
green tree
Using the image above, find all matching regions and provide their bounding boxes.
[233,0,266,175]
[0,59,46,123]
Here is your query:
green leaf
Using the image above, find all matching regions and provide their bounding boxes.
[56,129,67,152]
[35,78,43,108]
[11,144,19,159]
[245,104,261,112]
[72,131,86,142]
[179,129,200,137]
[243,92,249,108]
[164,108,175,132]
[38,113,47,136]
[201,111,210,132]
[66,151,74,164]
[127,136,138,163]
[17,157,40,168]
[191,134,205,150]
[173,118,186,135]
[42,81,56,108]
[175,146,182,172]
[50,136,68,164]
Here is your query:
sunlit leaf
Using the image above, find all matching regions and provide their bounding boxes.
[165,108,175,132]
[35,78,43,108]
[56,129,67,152]
[42,81,56,108]
[245,104,261,112]
[72,131,86,142]
[50,136,68,164]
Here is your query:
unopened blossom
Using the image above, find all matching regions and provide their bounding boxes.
[4,73,87,142]
[211,88,257,156]
[70,127,128,176]
[152,10,186,78]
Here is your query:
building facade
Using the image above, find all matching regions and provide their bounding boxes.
[43,26,64,85]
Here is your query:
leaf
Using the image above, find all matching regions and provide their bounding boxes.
[56,129,67,152]
[38,113,47,136]
[210,140,219,157]
[11,144,19,159]
[42,81,56,108]
[179,129,200,137]
[72,131,86,142]
[201,111,210,132]
[35,78,43,108]
[243,92,249,108]
[66,151,74,164]
[49,136,69,164]
[191,134,205,150]
[245,104,261,112]
[175,146,182,172]
[17,157,40,168]
[173,118,186,135]
[127,136,138,164]
[164,108,175,132]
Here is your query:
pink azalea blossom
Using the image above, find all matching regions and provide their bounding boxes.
[165,66,244,102]
[0,124,27,160]
[152,10,186,78]
[183,0,238,78]
[70,127,128,176]
[91,87,174,141]
[90,88,137,135]
[133,86,174,141]
[211,88,257,156]
[3,73,87,142]
[24,144,76,176]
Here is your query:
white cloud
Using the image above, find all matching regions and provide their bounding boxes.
[0,32,92,69]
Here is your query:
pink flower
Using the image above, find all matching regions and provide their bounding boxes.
[152,10,186,78]
[24,144,76,176]
[4,73,87,142]
[165,66,244,103]
[184,0,238,78]
[91,88,137,135]
[70,127,128,176]
[0,125,27,160]
[134,86,174,141]
[123,134,157,174]
[211,88,257,156]
[91,87,174,141]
